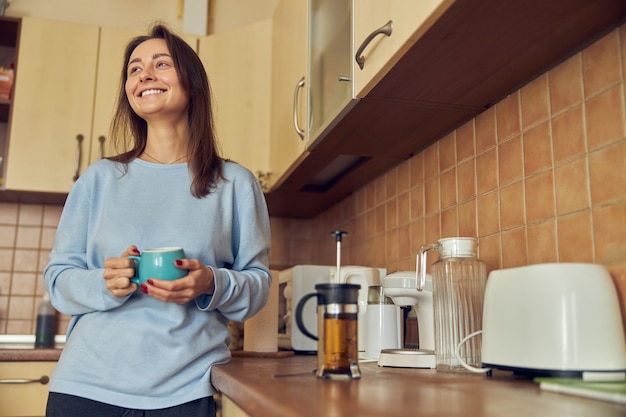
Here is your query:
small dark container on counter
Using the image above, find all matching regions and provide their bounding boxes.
[35,292,56,348]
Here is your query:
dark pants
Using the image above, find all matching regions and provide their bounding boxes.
[46,392,216,417]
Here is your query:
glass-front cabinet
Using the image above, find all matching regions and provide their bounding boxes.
[307,0,353,146]
[306,0,451,148]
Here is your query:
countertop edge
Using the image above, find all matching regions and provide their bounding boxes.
[0,349,62,362]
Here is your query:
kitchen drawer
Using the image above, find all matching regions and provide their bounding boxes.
[0,361,56,417]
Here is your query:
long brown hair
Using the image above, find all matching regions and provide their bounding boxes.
[109,23,224,198]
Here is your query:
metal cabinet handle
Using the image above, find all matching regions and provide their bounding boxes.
[98,135,106,160]
[73,134,84,181]
[0,375,50,385]
[355,20,393,70]
[293,77,306,139]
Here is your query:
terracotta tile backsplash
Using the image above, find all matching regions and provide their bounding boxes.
[1,25,626,335]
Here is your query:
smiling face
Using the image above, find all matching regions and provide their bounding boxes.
[125,38,189,123]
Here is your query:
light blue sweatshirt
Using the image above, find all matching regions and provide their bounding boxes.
[44,158,271,410]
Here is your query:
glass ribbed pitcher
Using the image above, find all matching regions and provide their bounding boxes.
[419,237,487,372]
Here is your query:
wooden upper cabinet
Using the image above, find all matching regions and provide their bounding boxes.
[353,0,453,98]
[268,0,308,190]
[88,26,141,163]
[5,17,99,193]
[198,20,272,188]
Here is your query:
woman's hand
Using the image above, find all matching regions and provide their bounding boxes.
[140,259,215,304]
[102,246,139,297]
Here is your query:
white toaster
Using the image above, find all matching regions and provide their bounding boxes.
[481,263,626,377]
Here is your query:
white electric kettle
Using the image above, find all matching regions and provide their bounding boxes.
[331,266,384,351]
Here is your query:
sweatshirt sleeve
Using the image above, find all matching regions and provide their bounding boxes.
[195,174,271,322]
[43,174,129,315]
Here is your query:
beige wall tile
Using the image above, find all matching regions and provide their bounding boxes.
[457,159,476,203]
[521,73,550,129]
[410,184,424,220]
[386,168,397,200]
[458,199,477,238]
[585,85,625,151]
[386,198,398,229]
[18,205,43,226]
[456,120,475,162]
[475,106,496,153]
[550,53,583,115]
[500,181,525,230]
[557,211,594,263]
[409,219,425,254]
[498,135,523,186]
[0,225,16,247]
[525,170,556,223]
[501,227,527,268]
[552,105,586,164]
[424,142,439,180]
[589,140,626,206]
[424,213,441,244]
[397,226,411,260]
[478,234,501,272]
[0,272,11,296]
[440,168,457,209]
[11,272,37,295]
[477,191,500,237]
[396,160,410,194]
[555,158,590,216]
[476,147,498,195]
[0,248,14,271]
[8,295,34,320]
[496,92,521,142]
[582,28,621,97]
[439,131,456,172]
[424,177,440,216]
[0,203,18,225]
[410,152,424,188]
[527,220,557,264]
[523,122,552,176]
[43,205,63,227]
[441,206,458,238]
[593,201,626,264]
[397,192,410,226]
[15,226,41,249]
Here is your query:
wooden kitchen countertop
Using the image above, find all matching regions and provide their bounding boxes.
[0,348,62,362]
[211,355,625,417]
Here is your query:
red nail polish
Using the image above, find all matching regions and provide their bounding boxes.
[175,260,183,266]
[132,247,140,254]
[147,279,154,286]
[140,284,148,294]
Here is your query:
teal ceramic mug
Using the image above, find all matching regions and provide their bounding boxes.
[129,247,188,284]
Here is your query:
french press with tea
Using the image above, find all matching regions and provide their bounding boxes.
[295,283,361,379]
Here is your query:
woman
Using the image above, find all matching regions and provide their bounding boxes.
[44,23,271,416]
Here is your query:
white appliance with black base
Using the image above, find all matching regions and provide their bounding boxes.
[378,271,436,368]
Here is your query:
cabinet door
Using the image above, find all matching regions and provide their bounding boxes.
[198,20,272,185]
[268,0,308,189]
[353,0,452,97]
[0,361,57,416]
[89,26,141,163]
[5,17,99,193]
